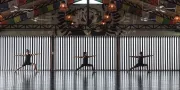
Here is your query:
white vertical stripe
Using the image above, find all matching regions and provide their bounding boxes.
[54,36,116,70]
[1,36,180,71]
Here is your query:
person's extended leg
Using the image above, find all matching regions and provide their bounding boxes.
[76,64,85,71]
[129,64,140,71]
[32,63,38,72]
[86,64,96,74]
[15,66,24,73]
[142,64,150,72]
[87,64,95,70]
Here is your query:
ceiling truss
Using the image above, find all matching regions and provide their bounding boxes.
[0,24,178,31]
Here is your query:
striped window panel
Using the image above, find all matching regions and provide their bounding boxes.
[0,36,51,71]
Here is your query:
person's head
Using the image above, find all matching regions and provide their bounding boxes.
[83,52,87,56]
[26,49,30,54]
[140,52,143,55]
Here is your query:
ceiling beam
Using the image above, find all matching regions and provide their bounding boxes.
[0,24,178,30]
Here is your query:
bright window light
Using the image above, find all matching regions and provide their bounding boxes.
[73,0,102,4]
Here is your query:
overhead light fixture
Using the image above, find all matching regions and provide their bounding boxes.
[100,20,106,25]
[107,0,117,12]
[174,16,180,24]
[103,12,111,22]
[71,22,74,25]
[73,0,102,4]
[65,14,73,21]
[59,1,68,12]
[174,16,180,21]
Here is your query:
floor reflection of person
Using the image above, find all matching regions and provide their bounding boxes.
[138,75,143,90]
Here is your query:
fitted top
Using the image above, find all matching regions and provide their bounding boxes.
[25,54,31,63]
[83,56,88,64]
[138,56,143,64]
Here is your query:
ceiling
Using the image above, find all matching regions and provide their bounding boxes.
[0,0,179,24]
[0,0,180,36]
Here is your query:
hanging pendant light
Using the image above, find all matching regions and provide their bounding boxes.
[0,15,3,21]
[107,0,117,12]
[100,20,106,25]
[174,15,180,24]
[71,22,74,25]
[103,12,111,22]
[65,14,73,21]
[59,1,68,12]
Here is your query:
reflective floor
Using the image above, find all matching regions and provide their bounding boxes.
[0,71,179,90]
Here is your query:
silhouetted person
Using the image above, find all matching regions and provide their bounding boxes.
[75,52,95,71]
[15,49,39,73]
[129,52,153,72]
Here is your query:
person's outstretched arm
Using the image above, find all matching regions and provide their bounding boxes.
[87,55,96,58]
[15,54,26,56]
[30,53,40,56]
[143,55,153,58]
[129,56,140,58]
[74,56,84,58]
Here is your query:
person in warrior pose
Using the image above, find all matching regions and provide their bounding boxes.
[75,52,95,71]
[15,49,39,73]
[129,52,153,72]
